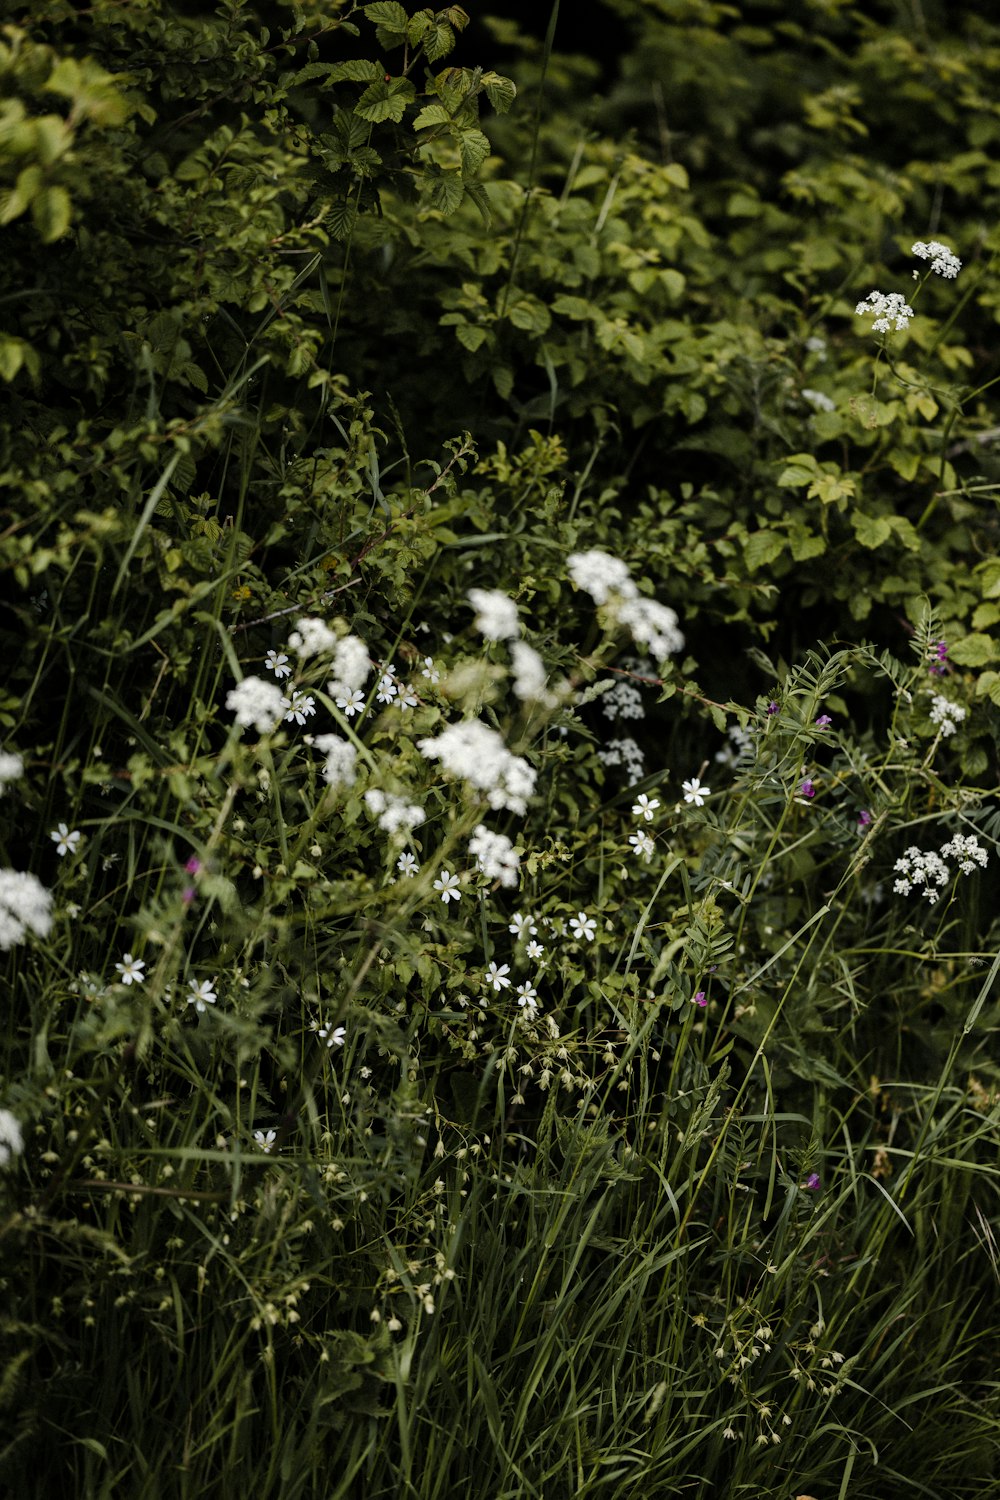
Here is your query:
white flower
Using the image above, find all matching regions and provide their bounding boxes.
[515,982,538,1011]
[468,588,520,641]
[855,290,914,333]
[0,870,52,951]
[510,641,556,706]
[264,649,292,679]
[313,733,357,791]
[484,961,512,992]
[616,596,684,659]
[318,1022,346,1048]
[567,549,637,605]
[893,845,950,904]
[632,793,660,822]
[0,1109,24,1168]
[569,911,597,942]
[417,720,537,816]
[288,617,338,659]
[929,694,966,736]
[525,938,545,960]
[335,688,366,718]
[50,823,81,857]
[254,1128,277,1152]
[396,852,420,878]
[940,833,988,875]
[911,239,961,278]
[802,387,835,413]
[186,978,217,1011]
[509,912,537,939]
[682,777,708,807]
[397,684,419,710]
[281,690,316,725]
[420,656,440,683]
[376,675,398,704]
[628,830,654,862]
[0,750,24,794]
[328,636,371,698]
[115,952,146,986]
[433,869,461,903]
[468,824,520,888]
[226,676,285,733]
[603,679,645,721]
[598,737,645,785]
[364,789,425,836]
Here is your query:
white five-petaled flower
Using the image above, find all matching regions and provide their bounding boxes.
[509,912,537,939]
[682,777,708,807]
[318,1023,346,1048]
[336,689,366,718]
[420,656,440,683]
[632,793,660,822]
[254,1128,277,1152]
[855,290,914,333]
[628,830,654,862]
[515,981,538,1010]
[396,852,419,878]
[50,823,81,857]
[281,691,316,725]
[433,870,461,903]
[569,911,597,942]
[484,961,512,992]
[265,650,292,679]
[911,239,961,278]
[525,938,545,961]
[187,978,218,1012]
[115,953,146,986]
[376,675,398,704]
[397,685,419,710]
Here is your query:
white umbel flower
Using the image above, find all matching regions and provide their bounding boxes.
[0,751,24,795]
[567,550,637,605]
[288,617,338,658]
[226,676,285,733]
[468,824,520,888]
[0,869,53,950]
[313,733,357,790]
[468,588,520,642]
[328,635,371,698]
[0,1109,24,1168]
[417,720,537,816]
[911,239,961,278]
[855,290,914,333]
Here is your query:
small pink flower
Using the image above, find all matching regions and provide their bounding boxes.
[857,809,872,827]
[766,701,779,716]
[804,1172,821,1191]
[799,779,816,799]
[693,990,708,1008]
[182,886,196,906]
[814,714,832,729]
[184,856,203,875]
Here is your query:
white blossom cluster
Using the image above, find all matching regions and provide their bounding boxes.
[510,640,558,707]
[417,720,537,816]
[313,733,357,790]
[468,824,520,888]
[912,239,961,278]
[596,736,645,785]
[0,869,53,950]
[287,616,339,659]
[364,789,425,837]
[928,694,966,736]
[226,675,285,733]
[601,679,645,722]
[567,549,684,661]
[0,749,24,795]
[893,834,987,903]
[468,588,520,642]
[854,290,914,333]
[0,1109,24,1168]
[328,635,371,699]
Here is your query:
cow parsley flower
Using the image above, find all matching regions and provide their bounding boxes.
[567,550,636,605]
[912,239,961,278]
[0,1110,24,1168]
[365,789,425,836]
[0,750,24,794]
[510,640,555,705]
[597,736,645,785]
[226,676,285,733]
[417,720,537,816]
[468,588,520,641]
[468,825,520,888]
[50,823,81,857]
[328,635,371,699]
[617,596,684,659]
[929,694,966,736]
[288,617,338,659]
[855,290,914,333]
[313,733,357,790]
[603,680,645,721]
[892,846,950,902]
[940,833,988,875]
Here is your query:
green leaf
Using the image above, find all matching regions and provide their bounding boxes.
[850,510,892,549]
[455,324,488,352]
[777,452,820,488]
[363,2,409,31]
[31,184,72,242]
[425,171,465,215]
[413,103,452,130]
[459,127,491,176]
[328,60,383,83]
[355,80,414,124]
[744,530,785,572]
[481,72,517,113]
[949,633,999,667]
[424,22,456,62]
[507,296,552,336]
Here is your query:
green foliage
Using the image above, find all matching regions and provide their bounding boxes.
[1,2,999,1497]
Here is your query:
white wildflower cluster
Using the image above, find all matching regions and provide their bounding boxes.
[602,679,645,721]
[510,640,559,707]
[0,1109,24,1168]
[417,720,536,816]
[567,549,684,660]
[287,616,339,659]
[928,694,966,736]
[802,388,835,413]
[893,834,987,902]
[364,789,425,837]
[715,723,754,768]
[0,870,53,950]
[854,290,914,333]
[468,588,520,642]
[328,635,371,700]
[226,676,285,733]
[597,736,645,785]
[0,749,24,794]
[313,733,357,791]
[468,824,520,888]
[912,239,961,278]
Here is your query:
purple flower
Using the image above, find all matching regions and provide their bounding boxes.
[693,990,707,1008]
[929,641,948,676]
[799,779,816,799]
[184,856,203,876]
[182,886,196,906]
[814,714,832,729]
[804,1172,821,1191]
[766,701,779,716]
[857,809,872,827]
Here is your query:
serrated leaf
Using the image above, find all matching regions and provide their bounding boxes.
[851,510,892,549]
[328,60,383,83]
[326,198,359,240]
[461,176,492,227]
[31,184,72,242]
[949,633,999,667]
[355,80,411,124]
[777,452,820,488]
[424,22,456,61]
[459,127,490,176]
[426,171,465,215]
[363,2,408,32]
[482,72,516,113]
[413,102,452,130]
[455,324,488,352]
[744,530,785,572]
[406,10,434,44]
